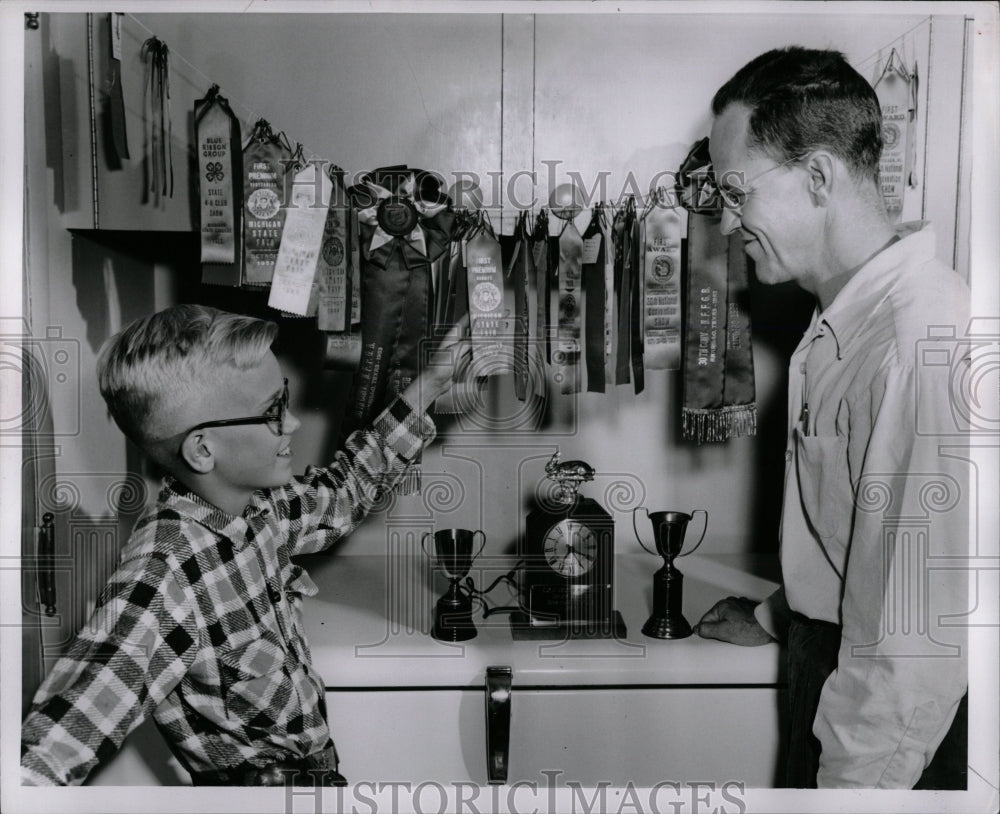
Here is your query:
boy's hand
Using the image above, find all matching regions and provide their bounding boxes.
[402,315,472,416]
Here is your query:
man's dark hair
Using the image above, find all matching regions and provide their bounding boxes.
[712,47,883,183]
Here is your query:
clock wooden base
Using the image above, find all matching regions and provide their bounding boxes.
[508,610,627,641]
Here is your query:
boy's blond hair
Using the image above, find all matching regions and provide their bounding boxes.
[97,305,278,462]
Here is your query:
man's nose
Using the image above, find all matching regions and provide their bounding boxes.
[720,206,741,236]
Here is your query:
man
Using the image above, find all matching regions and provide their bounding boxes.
[694,47,969,789]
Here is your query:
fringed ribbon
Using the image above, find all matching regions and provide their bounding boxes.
[140,36,172,199]
[677,138,757,444]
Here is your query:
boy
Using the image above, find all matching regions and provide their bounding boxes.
[21,304,468,786]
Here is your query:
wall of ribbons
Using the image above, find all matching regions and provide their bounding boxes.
[36,9,971,554]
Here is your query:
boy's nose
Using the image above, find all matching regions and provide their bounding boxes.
[283,410,302,435]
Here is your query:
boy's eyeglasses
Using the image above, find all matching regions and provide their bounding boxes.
[184,379,290,437]
[705,154,808,211]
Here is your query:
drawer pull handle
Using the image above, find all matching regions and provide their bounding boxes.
[485,666,512,784]
[37,513,57,616]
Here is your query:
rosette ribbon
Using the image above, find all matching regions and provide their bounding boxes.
[344,166,454,493]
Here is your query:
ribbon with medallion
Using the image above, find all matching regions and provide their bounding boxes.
[242,120,292,286]
[195,85,242,285]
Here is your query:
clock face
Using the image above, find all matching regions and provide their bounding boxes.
[542,520,599,577]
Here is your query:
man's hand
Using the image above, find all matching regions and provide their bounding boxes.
[695,596,775,646]
[401,315,472,416]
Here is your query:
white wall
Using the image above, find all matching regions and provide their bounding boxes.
[23,9,970,574]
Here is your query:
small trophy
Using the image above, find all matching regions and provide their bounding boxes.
[423,528,486,641]
[632,508,708,639]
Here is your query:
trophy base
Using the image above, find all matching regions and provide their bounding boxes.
[431,618,477,642]
[431,595,477,642]
[509,610,627,641]
[642,613,692,640]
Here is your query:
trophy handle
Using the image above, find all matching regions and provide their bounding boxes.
[472,530,487,561]
[632,507,658,556]
[421,532,434,559]
[679,510,709,556]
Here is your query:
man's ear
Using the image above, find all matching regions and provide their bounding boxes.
[179,431,215,474]
[805,151,836,206]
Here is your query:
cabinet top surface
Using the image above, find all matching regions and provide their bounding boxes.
[299,545,782,689]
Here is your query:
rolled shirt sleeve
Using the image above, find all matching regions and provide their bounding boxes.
[280,395,436,556]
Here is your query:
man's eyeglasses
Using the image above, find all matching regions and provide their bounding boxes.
[184,378,290,438]
[705,153,808,211]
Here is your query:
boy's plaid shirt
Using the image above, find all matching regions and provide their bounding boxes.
[21,398,434,785]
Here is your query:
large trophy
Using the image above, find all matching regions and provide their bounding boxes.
[632,508,708,639]
[423,528,486,641]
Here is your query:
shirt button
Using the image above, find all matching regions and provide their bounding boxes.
[267,582,282,604]
[785,450,793,462]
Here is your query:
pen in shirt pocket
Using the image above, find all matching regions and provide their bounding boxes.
[800,402,811,436]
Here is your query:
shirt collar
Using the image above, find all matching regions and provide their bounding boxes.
[158,477,271,547]
[816,221,935,358]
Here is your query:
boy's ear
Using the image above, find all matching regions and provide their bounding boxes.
[179,431,215,474]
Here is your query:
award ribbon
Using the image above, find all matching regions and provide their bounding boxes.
[681,214,757,443]
[509,212,533,400]
[555,218,584,394]
[243,121,292,285]
[613,203,631,385]
[582,206,607,392]
[874,49,917,221]
[140,37,172,199]
[630,202,645,394]
[603,206,617,385]
[268,161,332,316]
[195,85,242,284]
[433,212,485,416]
[640,190,682,370]
[531,210,552,364]
[324,199,363,372]
[108,13,129,161]
[467,213,513,375]
[313,169,352,332]
[345,167,454,434]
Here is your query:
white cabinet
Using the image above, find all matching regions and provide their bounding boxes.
[87,553,784,787]
[327,686,784,787]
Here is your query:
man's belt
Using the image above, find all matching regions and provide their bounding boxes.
[190,745,347,787]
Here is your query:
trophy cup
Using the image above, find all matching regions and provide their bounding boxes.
[632,508,708,639]
[422,528,486,641]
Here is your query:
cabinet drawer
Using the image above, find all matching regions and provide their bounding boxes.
[327,686,784,787]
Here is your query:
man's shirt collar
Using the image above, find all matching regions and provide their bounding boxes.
[815,221,935,358]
